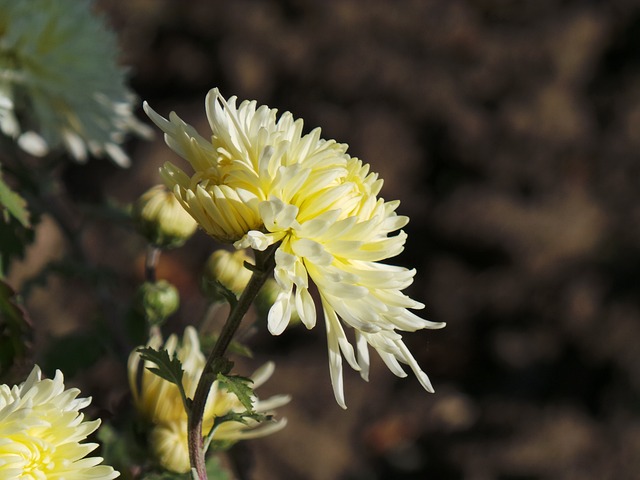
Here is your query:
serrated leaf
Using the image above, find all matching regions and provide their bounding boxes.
[205,410,272,452]
[138,346,189,411]
[216,373,255,413]
[0,170,30,227]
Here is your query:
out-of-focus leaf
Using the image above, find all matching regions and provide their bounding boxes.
[205,456,232,480]
[42,328,108,378]
[21,257,117,296]
[0,214,35,277]
[139,456,230,480]
[0,279,33,379]
[0,169,30,227]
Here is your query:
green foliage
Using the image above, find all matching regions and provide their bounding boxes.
[0,212,36,277]
[20,257,117,298]
[216,373,256,413]
[139,456,231,480]
[201,278,239,307]
[199,334,253,359]
[0,169,30,227]
[0,279,32,379]
[137,346,190,411]
[97,420,147,480]
[42,327,109,379]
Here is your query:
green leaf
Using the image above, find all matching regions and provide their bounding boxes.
[205,410,272,452]
[43,328,108,379]
[201,278,239,307]
[205,455,232,480]
[200,335,253,359]
[97,420,148,478]
[0,214,35,277]
[0,279,33,379]
[210,357,234,376]
[0,169,30,227]
[216,373,255,413]
[142,471,187,480]
[139,456,231,480]
[137,346,189,411]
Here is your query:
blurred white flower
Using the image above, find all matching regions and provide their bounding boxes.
[0,365,119,479]
[132,184,198,248]
[128,326,290,473]
[0,0,151,166]
[145,89,445,408]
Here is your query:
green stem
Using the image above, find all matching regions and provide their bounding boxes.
[145,245,160,283]
[187,245,277,479]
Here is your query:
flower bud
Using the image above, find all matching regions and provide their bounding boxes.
[201,249,253,302]
[134,280,179,326]
[255,278,301,325]
[132,185,197,248]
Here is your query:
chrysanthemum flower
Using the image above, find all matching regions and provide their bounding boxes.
[144,89,445,408]
[0,0,151,166]
[0,365,119,479]
[128,326,290,474]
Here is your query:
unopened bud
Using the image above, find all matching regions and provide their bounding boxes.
[135,280,180,326]
[132,185,197,248]
[202,249,253,302]
[255,278,301,325]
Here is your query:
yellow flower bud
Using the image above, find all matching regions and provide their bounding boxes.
[255,278,301,325]
[132,185,197,248]
[201,249,253,301]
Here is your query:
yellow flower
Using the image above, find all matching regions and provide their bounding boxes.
[144,89,445,408]
[132,185,198,248]
[0,0,151,165]
[128,326,290,473]
[0,365,119,479]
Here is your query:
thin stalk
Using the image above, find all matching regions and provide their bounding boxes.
[145,245,160,283]
[187,245,277,479]
[145,244,162,339]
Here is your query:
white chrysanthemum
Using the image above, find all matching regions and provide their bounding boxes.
[0,365,120,479]
[0,0,151,166]
[144,89,445,408]
[128,326,290,474]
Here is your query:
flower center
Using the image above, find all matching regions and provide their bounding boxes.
[21,439,56,480]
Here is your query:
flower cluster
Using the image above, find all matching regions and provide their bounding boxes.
[0,365,119,479]
[0,0,150,165]
[128,326,289,473]
[144,89,445,408]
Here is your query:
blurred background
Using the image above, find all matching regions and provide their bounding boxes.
[9,0,640,479]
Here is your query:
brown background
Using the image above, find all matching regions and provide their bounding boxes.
[11,1,640,479]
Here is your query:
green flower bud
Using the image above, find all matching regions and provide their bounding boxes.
[255,278,301,325]
[135,280,180,326]
[132,185,197,248]
[201,249,253,302]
